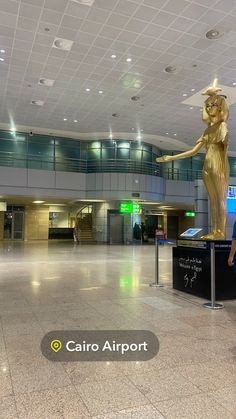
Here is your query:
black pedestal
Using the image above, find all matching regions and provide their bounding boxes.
[173,240,236,300]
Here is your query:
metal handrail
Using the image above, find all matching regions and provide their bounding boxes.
[0,151,204,180]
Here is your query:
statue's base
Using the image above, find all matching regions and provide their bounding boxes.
[173,239,236,301]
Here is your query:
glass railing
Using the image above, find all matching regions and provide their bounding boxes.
[0,151,204,180]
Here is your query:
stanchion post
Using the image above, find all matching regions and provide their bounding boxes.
[150,237,164,288]
[203,241,224,310]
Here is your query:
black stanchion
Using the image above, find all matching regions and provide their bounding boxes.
[203,242,224,310]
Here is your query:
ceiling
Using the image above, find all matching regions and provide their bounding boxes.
[1,0,236,152]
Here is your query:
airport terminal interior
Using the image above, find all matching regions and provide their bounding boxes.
[0,0,236,418]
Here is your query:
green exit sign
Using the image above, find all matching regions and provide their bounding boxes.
[185,211,195,217]
[120,203,141,213]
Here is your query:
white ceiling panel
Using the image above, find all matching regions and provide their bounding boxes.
[0,0,236,152]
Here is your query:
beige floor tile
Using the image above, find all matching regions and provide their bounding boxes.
[64,361,124,385]
[209,384,236,414]
[128,368,201,403]
[0,242,235,415]
[15,386,90,419]
[10,362,72,395]
[0,368,13,398]
[0,396,18,419]
[173,358,236,392]
[155,393,234,418]
[92,404,165,418]
[76,377,150,416]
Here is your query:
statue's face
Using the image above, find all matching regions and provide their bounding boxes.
[205,97,220,118]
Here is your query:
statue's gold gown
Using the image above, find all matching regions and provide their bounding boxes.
[200,121,229,238]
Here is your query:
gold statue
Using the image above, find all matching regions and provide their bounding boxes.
[156,83,229,240]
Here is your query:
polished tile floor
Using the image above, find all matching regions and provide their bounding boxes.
[0,241,236,419]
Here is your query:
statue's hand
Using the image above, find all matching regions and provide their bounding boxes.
[156,155,171,163]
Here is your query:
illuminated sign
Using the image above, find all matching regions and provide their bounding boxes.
[120,203,141,213]
[184,212,195,217]
[227,186,236,213]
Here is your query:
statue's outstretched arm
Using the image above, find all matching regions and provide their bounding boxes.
[156,138,204,163]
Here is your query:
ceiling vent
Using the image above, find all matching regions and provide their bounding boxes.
[31,100,45,106]
[112,113,119,117]
[38,78,55,87]
[164,65,176,73]
[71,0,95,5]
[131,95,140,101]
[206,29,223,40]
[53,37,74,51]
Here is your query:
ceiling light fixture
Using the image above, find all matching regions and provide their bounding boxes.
[131,95,140,101]
[0,49,5,53]
[206,29,223,40]
[111,54,116,59]
[164,65,176,73]
[86,88,90,92]
[31,100,44,106]
[71,0,95,5]
[38,78,55,87]
[98,90,103,94]
[126,58,132,62]
[33,200,45,204]
[53,37,73,51]
[63,118,67,121]
[173,133,177,136]
[190,106,194,110]
[191,88,195,92]
[233,82,236,86]
[0,58,4,62]
[74,119,78,122]
[183,93,188,97]
[165,132,169,135]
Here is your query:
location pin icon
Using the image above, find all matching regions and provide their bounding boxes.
[50,339,62,353]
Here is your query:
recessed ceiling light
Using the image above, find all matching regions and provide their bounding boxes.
[233,82,236,86]
[71,0,95,5]
[183,93,188,97]
[0,58,4,62]
[173,133,177,136]
[190,106,194,110]
[31,100,44,106]
[131,127,135,131]
[126,58,132,62]
[38,78,55,87]
[74,119,78,122]
[86,88,90,92]
[0,49,5,53]
[164,65,176,73]
[53,37,73,51]
[63,118,67,121]
[191,88,195,92]
[206,29,223,40]
[165,132,169,135]
[33,200,45,204]
[98,90,103,94]
[111,54,116,59]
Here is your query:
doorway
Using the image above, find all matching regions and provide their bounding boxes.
[108,212,124,244]
[4,206,25,240]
